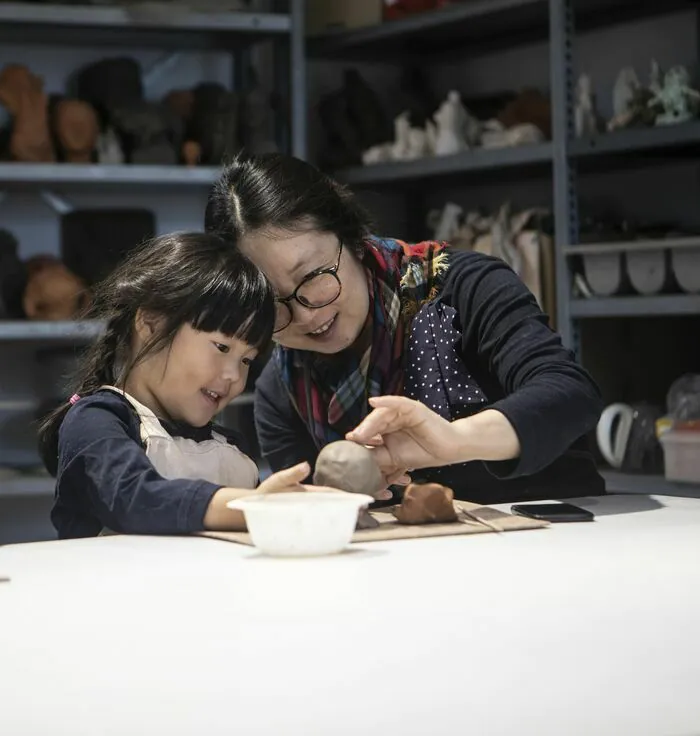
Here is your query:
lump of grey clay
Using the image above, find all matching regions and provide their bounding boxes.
[313,440,384,529]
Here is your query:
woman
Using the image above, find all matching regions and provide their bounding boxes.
[205,153,605,504]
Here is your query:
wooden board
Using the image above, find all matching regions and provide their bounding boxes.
[201,501,549,546]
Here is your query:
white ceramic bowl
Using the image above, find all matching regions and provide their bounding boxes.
[227,491,374,557]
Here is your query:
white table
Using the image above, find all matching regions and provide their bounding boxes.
[1,494,699,736]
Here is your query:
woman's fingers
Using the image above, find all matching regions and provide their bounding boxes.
[346,407,403,444]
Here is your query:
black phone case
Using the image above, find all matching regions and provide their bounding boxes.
[511,503,594,522]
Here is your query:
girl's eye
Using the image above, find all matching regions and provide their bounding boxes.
[214,343,229,354]
[242,357,253,366]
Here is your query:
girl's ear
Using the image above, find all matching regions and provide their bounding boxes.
[134,308,162,341]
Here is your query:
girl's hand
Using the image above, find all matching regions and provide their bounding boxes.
[346,396,464,477]
[256,462,312,494]
[256,462,348,496]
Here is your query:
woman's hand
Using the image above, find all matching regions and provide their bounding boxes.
[347,396,521,479]
[346,397,464,477]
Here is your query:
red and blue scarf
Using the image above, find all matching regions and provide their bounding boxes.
[274,236,449,448]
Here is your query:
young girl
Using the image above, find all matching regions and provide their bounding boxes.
[39,231,334,539]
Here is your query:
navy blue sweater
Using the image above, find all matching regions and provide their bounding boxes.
[255,250,606,504]
[52,390,250,539]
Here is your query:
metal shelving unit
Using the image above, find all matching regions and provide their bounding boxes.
[309,0,700,498]
[571,121,700,158]
[334,143,552,186]
[0,1,307,343]
[0,320,105,342]
[312,0,699,338]
[0,2,307,482]
[0,163,221,187]
[602,470,700,499]
[571,295,700,318]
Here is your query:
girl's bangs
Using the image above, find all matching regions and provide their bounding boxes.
[187,267,274,348]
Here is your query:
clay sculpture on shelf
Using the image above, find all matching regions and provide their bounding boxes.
[313,440,384,529]
[22,256,90,321]
[0,64,55,162]
[393,482,458,525]
[52,98,100,163]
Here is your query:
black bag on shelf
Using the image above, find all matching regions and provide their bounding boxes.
[60,209,156,287]
[0,229,28,319]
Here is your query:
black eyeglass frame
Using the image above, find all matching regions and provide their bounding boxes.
[273,240,344,333]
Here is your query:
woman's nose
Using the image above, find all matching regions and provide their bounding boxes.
[289,300,318,329]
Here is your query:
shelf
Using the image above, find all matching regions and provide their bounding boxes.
[0,475,54,498]
[308,0,549,58]
[0,164,220,188]
[0,320,105,342]
[0,3,290,49]
[307,0,694,59]
[333,143,552,186]
[571,122,700,159]
[602,470,700,499]
[565,236,700,256]
[570,295,700,318]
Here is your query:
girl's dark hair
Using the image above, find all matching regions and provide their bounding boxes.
[38,231,275,475]
[204,152,374,257]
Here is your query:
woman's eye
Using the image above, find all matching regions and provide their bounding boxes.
[214,343,229,354]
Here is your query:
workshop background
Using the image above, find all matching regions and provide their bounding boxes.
[1,0,699,544]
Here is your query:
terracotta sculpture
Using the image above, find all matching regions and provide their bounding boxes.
[53,99,99,163]
[0,64,55,162]
[313,440,384,529]
[393,482,458,525]
[182,140,201,167]
[22,256,90,321]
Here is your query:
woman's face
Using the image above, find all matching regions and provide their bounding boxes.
[240,228,370,354]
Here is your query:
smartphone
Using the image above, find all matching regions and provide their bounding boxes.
[511,502,594,523]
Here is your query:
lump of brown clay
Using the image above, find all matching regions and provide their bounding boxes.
[313,440,384,529]
[393,482,458,525]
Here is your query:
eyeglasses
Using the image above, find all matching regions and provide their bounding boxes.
[273,241,344,333]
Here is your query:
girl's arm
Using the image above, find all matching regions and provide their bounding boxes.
[55,394,252,536]
[203,462,316,530]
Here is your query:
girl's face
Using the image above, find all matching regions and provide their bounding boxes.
[239,228,370,354]
[130,322,257,426]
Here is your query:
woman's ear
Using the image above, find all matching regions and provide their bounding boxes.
[134,308,162,341]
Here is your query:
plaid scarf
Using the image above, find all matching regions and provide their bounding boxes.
[274,236,449,448]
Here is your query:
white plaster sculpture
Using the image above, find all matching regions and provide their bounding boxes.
[649,59,662,96]
[574,73,599,137]
[390,111,411,161]
[481,120,543,148]
[426,201,463,242]
[432,90,470,156]
[96,127,125,165]
[612,66,641,119]
[362,110,431,164]
[650,65,700,125]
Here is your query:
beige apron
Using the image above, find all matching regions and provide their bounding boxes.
[99,385,258,534]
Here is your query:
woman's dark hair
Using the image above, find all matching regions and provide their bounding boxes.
[38,231,275,475]
[205,152,374,257]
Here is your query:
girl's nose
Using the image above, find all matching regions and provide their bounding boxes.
[222,361,241,383]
